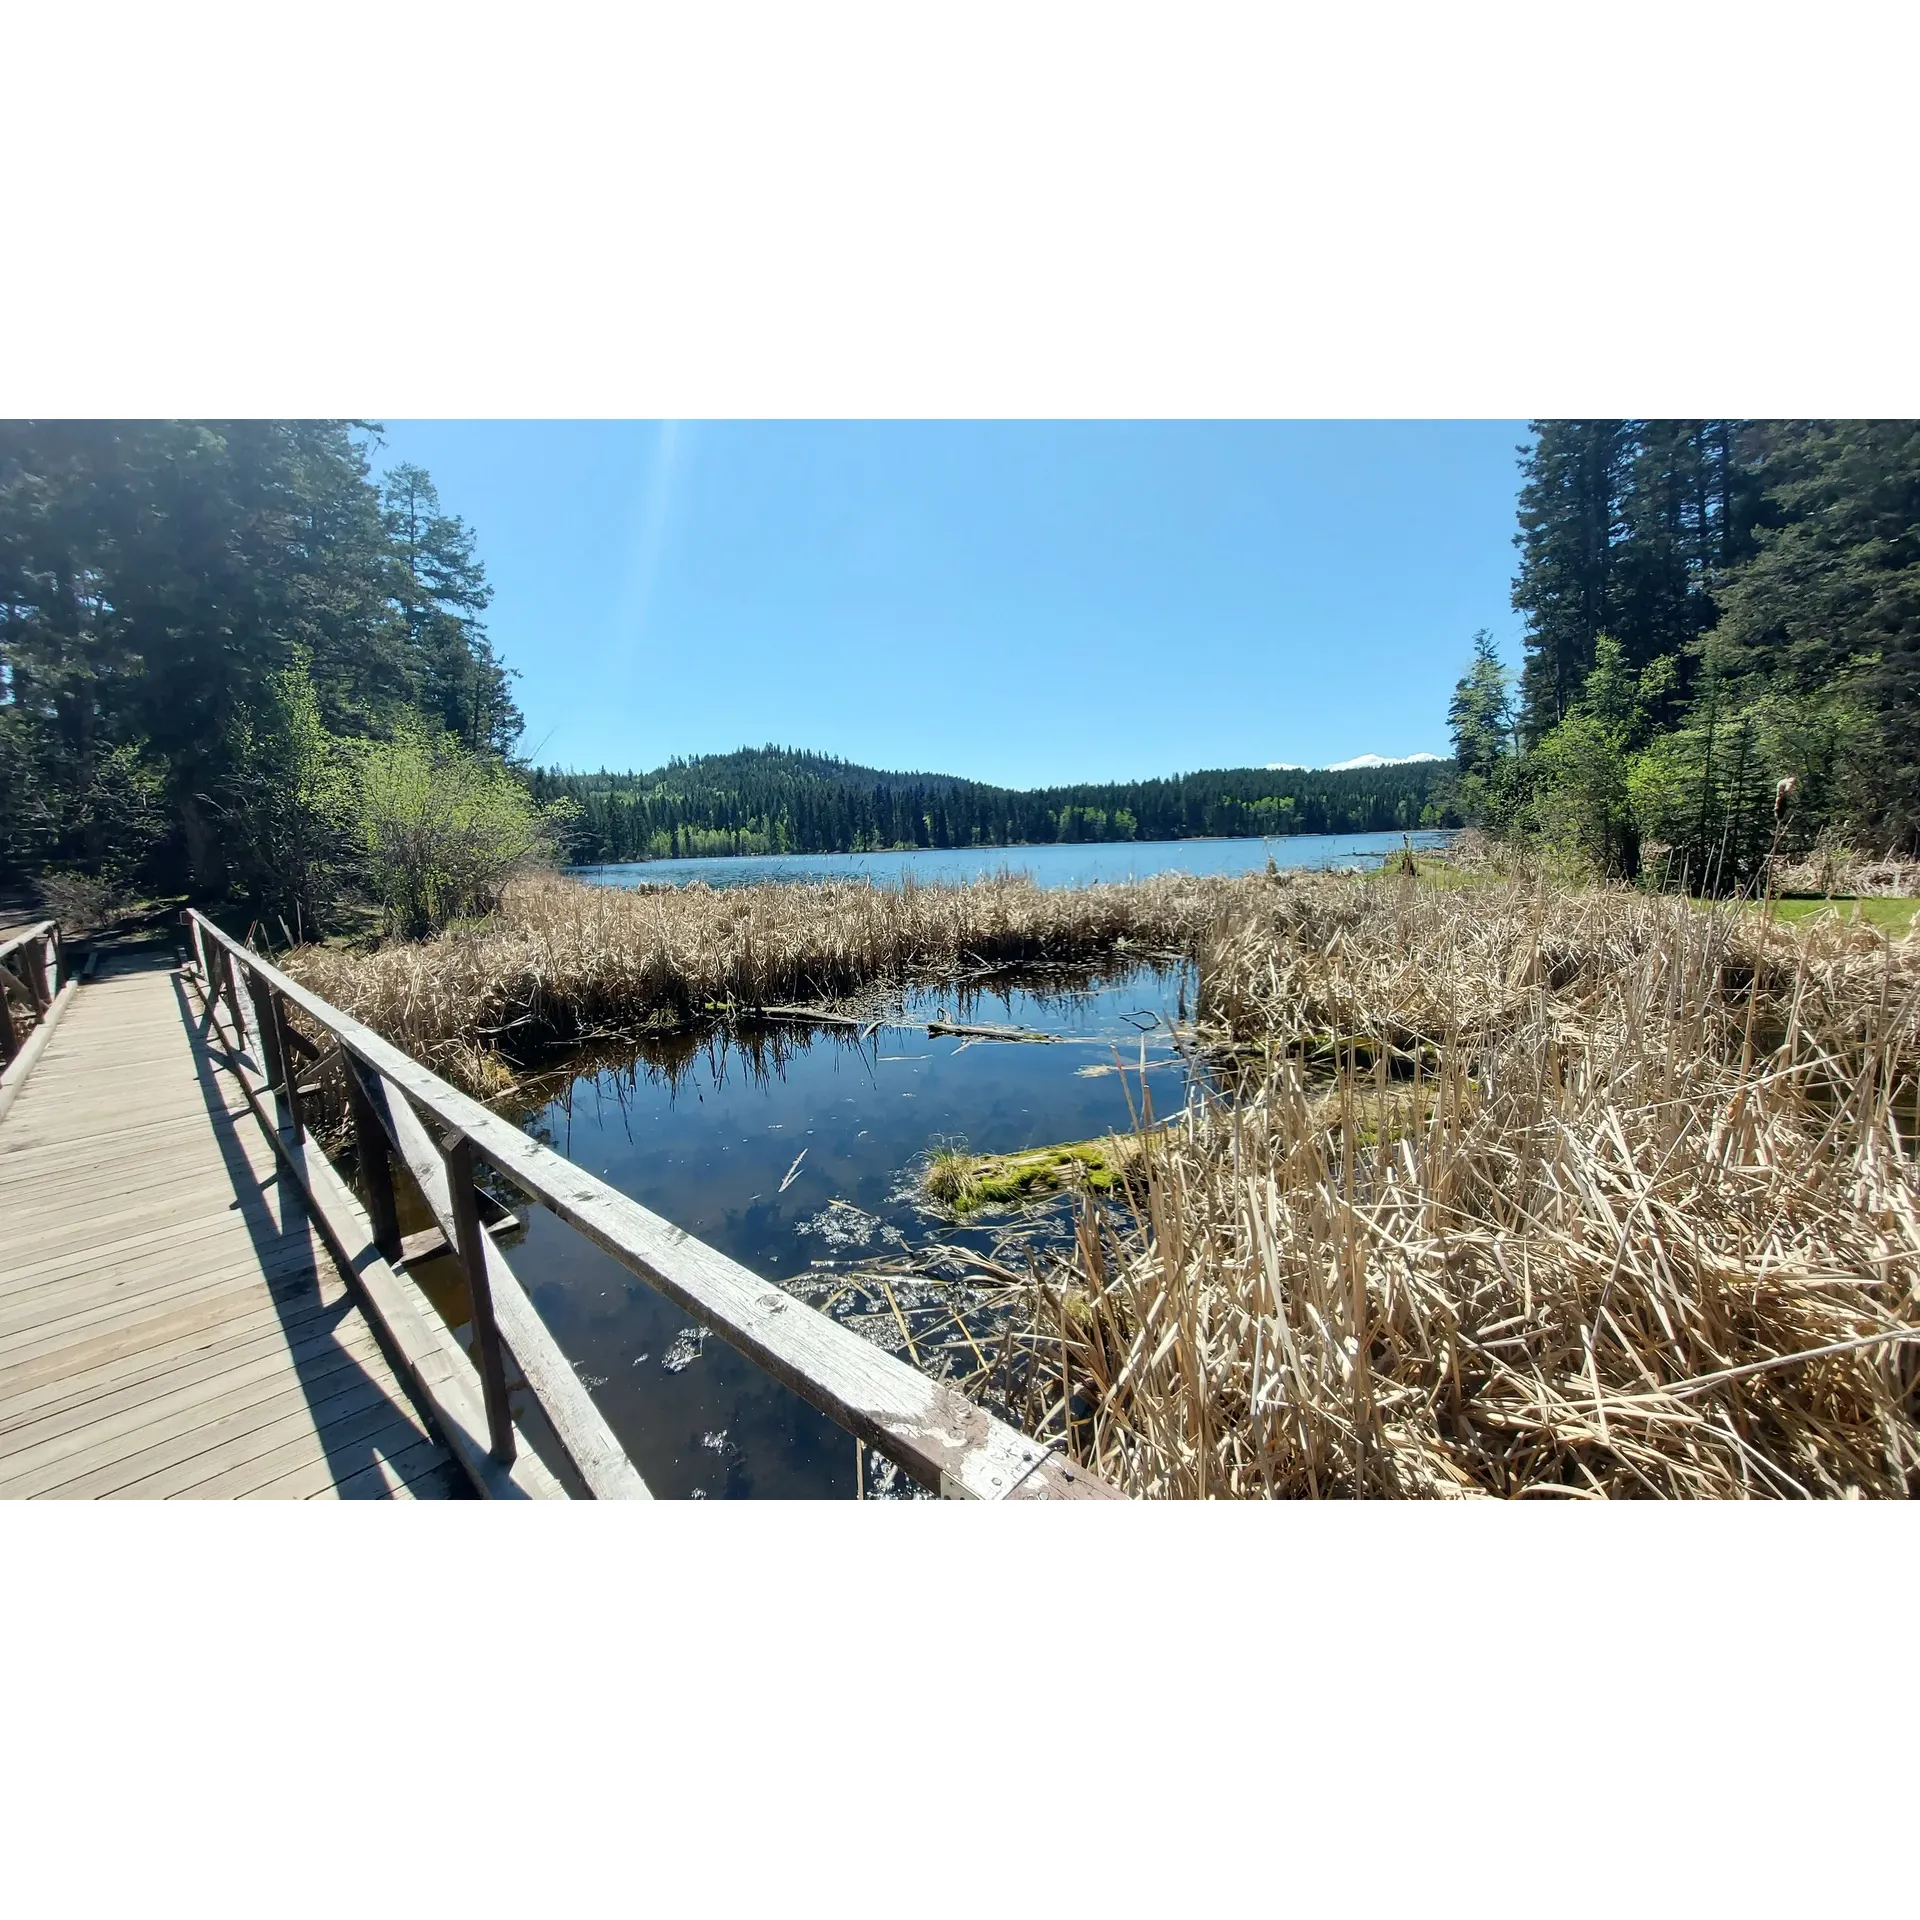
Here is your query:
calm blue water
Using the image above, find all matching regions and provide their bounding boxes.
[572,829,1450,893]
[431,965,1200,1499]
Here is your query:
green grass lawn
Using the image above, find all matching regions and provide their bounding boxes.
[1368,861,1916,932]
[1756,895,1919,934]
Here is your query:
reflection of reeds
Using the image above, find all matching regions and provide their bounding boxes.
[514,1011,860,1115]
[289,869,1231,1089]
[1022,877,1920,1498]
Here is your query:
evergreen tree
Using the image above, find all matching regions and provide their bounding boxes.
[1512,420,1632,742]
[526,747,1461,860]
[1499,418,1917,881]
[0,420,410,889]
[1709,420,1920,847]
[382,463,522,757]
[1447,629,1515,781]
[0,421,529,901]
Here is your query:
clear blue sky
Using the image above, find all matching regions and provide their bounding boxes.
[364,421,1528,785]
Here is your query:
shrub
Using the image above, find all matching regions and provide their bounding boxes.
[36,869,132,931]
[349,719,570,937]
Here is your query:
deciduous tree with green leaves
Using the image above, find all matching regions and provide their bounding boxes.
[351,719,573,938]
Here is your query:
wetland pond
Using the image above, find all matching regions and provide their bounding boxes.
[410,831,1448,1496]
[412,962,1199,1498]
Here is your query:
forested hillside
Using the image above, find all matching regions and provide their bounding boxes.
[1456,420,1920,886]
[529,749,1456,862]
[0,421,546,932]
[15,417,1909,919]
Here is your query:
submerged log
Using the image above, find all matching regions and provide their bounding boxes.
[927,1019,1059,1044]
[747,1003,868,1029]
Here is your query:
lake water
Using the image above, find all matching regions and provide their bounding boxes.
[572,829,1451,893]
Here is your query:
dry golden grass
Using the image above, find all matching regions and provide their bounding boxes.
[1770,845,1920,900]
[1024,874,1920,1498]
[287,867,1232,1086]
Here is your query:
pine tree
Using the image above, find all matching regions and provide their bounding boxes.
[1447,629,1515,781]
[382,463,522,756]
[0,423,533,898]
[1513,420,1632,742]
[1709,420,1920,847]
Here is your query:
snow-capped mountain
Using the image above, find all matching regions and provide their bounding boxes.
[1264,752,1447,772]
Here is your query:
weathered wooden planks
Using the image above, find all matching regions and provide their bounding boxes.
[0,1315,387,1462]
[0,949,465,1500]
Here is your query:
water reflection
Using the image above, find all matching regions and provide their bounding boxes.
[433,961,1200,1498]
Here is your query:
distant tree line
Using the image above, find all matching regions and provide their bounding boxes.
[0,421,555,933]
[1453,420,1920,888]
[528,748,1458,864]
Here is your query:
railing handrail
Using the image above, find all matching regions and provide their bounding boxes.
[183,908,1119,1500]
[183,910,641,1499]
[0,920,62,1073]
[0,918,58,965]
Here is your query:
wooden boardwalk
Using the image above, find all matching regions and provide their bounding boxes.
[0,945,464,1499]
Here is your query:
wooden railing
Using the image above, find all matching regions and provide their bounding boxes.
[183,911,1120,1501]
[0,919,62,1066]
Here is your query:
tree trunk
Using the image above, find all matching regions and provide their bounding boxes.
[178,792,226,892]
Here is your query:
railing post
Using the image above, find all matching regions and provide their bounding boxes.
[267,990,304,1141]
[345,1056,402,1260]
[25,933,51,1011]
[243,966,288,1100]
[199,937,227,1036]
[223,942,250,1051]
[441,1129,516,1464]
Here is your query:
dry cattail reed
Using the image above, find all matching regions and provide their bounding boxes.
[1024,874,1919,1498]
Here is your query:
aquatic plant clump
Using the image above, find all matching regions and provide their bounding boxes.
[917,1130,1189,1215]
[1021,878,1920,1499]
[924,1139,1125,1214]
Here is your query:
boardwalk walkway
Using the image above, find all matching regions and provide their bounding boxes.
[0,945,463,1498]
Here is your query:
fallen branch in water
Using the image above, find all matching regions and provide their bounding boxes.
[928,1019,1059,1043]
[750,1004,869,1029]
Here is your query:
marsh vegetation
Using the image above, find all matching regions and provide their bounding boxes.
[285,857,1920,1499]
[1013,870,1920,1498]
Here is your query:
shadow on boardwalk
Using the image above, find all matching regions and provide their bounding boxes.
[148,943,467,1496]
[0,940,462,1498]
